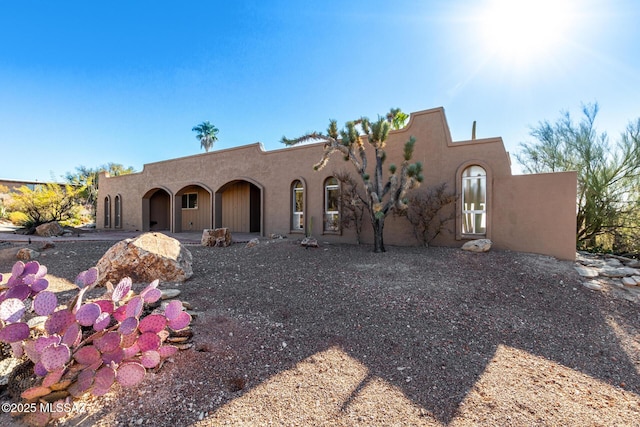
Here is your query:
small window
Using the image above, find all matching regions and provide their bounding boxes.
[462,166,486,235]
[324,177,340,232]
[292,181,304,231]
[104,196,111,228]
[182,193,198,209]
[114,195,122,228]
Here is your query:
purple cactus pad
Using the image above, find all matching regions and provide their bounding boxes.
[125,296,144,319]
[35,335,61,353]
[116,362,146,387]
[138,314,167,333]
[3,284,31,302]
[112,277,132,302]
[62,321,82,347]
[118,317,138,335]
[41,343,71,372]
[93,312,111,331]
[137,332,161,352]
[94,299,115,314]
[42,368,65,388]
[101,347,125,365]
[33,291,58,316]
[168,311,192,331]
[75,303,102,327]
[74,345,101,366]
[95,331,122,354]
[112,305,128,322]
[93,366,116,396]
[0,321,30,343]
[164,300,184,320]
[45,310,76,335]
[140,350,161,368]
[158,345,178,358]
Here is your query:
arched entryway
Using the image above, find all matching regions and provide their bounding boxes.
[142,188,172,231]
[215,179,262,234]
[175,184,212,232]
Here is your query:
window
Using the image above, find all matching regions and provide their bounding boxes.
[181,193,198,209]
[461,166,486,235]
[104,196,111,228]
[292,180,304,231]
[324,177,340,232]
[114,195,122,228]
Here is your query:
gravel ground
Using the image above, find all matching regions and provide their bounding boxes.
[0,238,639,426]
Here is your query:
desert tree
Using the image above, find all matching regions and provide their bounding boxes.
[282,109,423,252]
[7,183,84,229]
[65,163,135,218]
[400,183,457,247]
[516,102,640,251]
[192,121,219,152]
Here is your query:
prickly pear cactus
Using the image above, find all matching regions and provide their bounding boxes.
[0,260,194,424]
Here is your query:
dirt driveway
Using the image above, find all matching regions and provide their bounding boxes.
[0,238,639,426]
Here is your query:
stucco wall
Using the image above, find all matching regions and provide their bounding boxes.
[492,172,577,260]
[97,107,577,260]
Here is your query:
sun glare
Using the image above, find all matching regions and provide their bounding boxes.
[478,0,575,66]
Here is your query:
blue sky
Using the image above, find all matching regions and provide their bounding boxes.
[1,0,638,182]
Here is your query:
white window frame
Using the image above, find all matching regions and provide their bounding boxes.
[461,166,487,235]
[324,178,340,232]
[292,181,304,231]
[182,192,198,210]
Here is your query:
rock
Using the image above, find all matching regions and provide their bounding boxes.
[269,233,285,239]
[461,239,492,253]
[599,267,639,278]
[0,357,23,386]
[160,289,181,300]
[201,228,231,247]
[95,232,193,285]
[301,236,319,248]
[582,280,603,291]
[35,221,64,237]
[633,276,640,285]
[16,248,39,261]
[27,316,48,332]
[627,259,640,268]
[574,265,599,278]
[245,238,260,248]
[604,258,623,267]
[39,240,55,250]
[621,277,637,287]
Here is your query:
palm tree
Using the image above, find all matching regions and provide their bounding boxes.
[192,121,219,152]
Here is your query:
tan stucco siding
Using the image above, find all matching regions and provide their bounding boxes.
[492,172,577,260]
[96,107,577,260]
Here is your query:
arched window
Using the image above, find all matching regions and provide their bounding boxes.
[114,195,122,228]
[461,166,487,235]
[324,177,340,232]
[104,196,111,228]
[292,180,304,231]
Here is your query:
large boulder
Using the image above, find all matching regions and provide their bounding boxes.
[96,232,193,285]
[201,228,232,247]
[461,238,492,253]
[35,221,64,237]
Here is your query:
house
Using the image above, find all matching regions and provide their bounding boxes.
[96,107,577,260]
